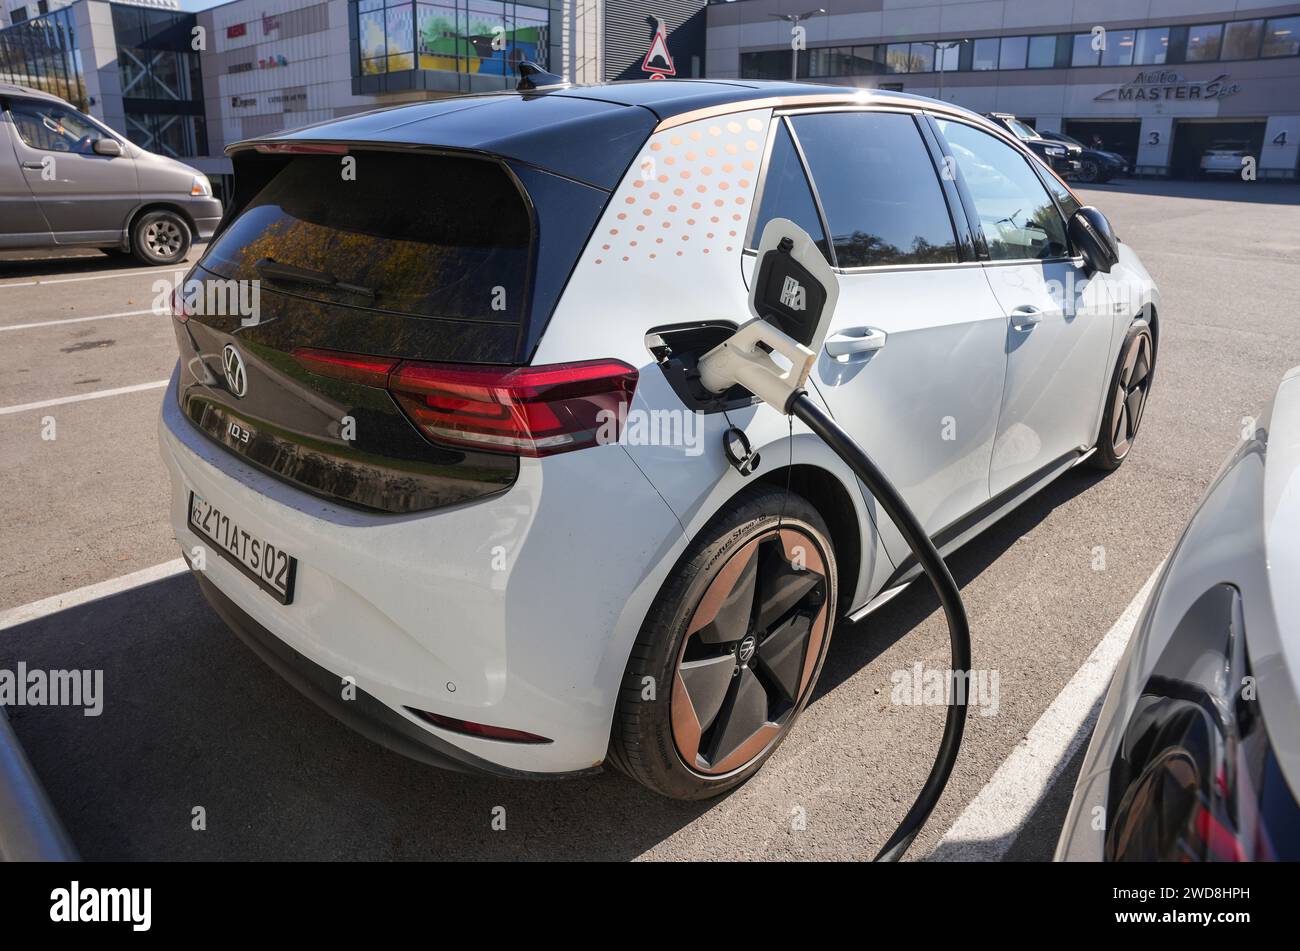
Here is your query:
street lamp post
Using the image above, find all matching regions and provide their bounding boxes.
[767,9,825,81]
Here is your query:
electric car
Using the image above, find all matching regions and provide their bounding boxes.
[159,79,1160,800]
[1056,368,1300,861]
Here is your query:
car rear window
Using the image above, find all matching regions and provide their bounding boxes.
[200,150,532,322]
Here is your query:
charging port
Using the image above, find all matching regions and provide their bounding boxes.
[645,321,759,414]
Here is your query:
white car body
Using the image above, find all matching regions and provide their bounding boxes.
[159,81,1160,781]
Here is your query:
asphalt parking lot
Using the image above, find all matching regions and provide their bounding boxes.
[2,178,1298,861]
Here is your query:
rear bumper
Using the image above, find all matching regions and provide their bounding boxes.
[192,571,598,779]
[158,366,686,776]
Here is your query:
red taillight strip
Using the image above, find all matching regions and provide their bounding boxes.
[408,709,552,744]
[293,348,399,389]
[288,349,638,458]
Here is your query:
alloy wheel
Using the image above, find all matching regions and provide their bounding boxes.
[1111,332,1152,458]
[670,527,829,776]
[144,219,183,259]
[1079,159,1099,183]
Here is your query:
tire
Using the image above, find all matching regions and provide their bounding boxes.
[1077,159,1100,184]
[130,210,191,266]
[1091,319,1154,471]
[608,484,838,800]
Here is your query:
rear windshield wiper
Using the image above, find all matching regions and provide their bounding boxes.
[256,258,376,299]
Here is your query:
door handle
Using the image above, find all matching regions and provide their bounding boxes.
[21,161,45,170]
[1010,305,1043,331]
[825,327,887,360]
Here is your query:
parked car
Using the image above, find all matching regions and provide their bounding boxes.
[1057,368,1300,861]
[1039,130,1129,184]
[160,79,1159,800]
[0,83,221,264]
[984,112,1081,177]
[1200,140,1254,178]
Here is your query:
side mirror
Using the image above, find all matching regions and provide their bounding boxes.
[92,138,122,157]
[1068,206,1118,274]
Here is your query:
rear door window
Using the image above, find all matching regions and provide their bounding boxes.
[201,150,532,322]
[935,119,1070,261]
[789,111,958,268]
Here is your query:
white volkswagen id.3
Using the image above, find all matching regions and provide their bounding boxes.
[160,80,1159,799]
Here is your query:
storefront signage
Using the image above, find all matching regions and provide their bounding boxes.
[1095,71,1240,103]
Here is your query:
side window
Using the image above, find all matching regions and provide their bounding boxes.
[750,120,831,265]
[935,119,1070,261]
[789,111,958,268]
[9,100,107,155]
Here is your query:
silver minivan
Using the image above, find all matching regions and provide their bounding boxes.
[0,83,222,265]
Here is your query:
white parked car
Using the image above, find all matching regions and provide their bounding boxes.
[159,80,1160,799]
[1058,368,1300,861]
[1200,141,1253,177]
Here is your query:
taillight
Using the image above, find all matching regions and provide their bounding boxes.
[291,349,638,458]
[293,348,398,389]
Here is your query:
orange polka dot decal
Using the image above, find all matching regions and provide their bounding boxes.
[587,108,770,266]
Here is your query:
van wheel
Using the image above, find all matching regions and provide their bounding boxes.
[609,485,837,800]
[131,210,191,265]
[1091,320,1154,471]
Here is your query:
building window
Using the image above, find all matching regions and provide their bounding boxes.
[1185,23,1223,62]
[998,35,1026,69]
[933,41,960,71]
[1133,27,1168,64]
[1222,19,1262,59]
[1101,29,1134,66]
[1261,16,1299,57]
[1071,33,1099,66]
[908,42,934,72]
[358,0,549,77]
[972,37,998,70]
[1026,35,1055,68]
[0,7,86,108]
[740,49,791,80]
[884,42,911,73]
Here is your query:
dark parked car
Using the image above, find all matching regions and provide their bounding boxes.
[1040,130,1129,184]
[984,112,1080,178]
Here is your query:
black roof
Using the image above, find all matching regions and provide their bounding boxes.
[231,80,945,190]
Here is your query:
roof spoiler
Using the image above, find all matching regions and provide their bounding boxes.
[516,61,567,92]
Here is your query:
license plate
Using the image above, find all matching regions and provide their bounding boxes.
[188,491,297,605]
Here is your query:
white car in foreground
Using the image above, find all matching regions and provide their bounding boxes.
[160,79,1159,799]
[1057,368,1300,861]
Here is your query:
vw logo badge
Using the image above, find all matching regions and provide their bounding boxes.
[222,344,248,398]
[738,635,757,665]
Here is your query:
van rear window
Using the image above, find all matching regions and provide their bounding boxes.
[201,151,532,321]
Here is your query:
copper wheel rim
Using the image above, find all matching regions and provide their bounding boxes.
[670,527,830,777]
[1111,332,1152,458]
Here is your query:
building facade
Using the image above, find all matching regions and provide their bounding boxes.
[707,0,1300,179]
[1,0,711,200]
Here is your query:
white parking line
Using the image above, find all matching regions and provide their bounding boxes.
[0,265,183,289]
[0,559,188,632]
[0,380,169,416]
[0,308,159,332]
[928,560,1165,862]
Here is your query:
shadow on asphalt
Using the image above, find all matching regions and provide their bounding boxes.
[3,464,1111,861]
[1078,177,1300,205]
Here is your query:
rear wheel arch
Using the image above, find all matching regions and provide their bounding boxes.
[126,201,197,244]
[756,463,862,614]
